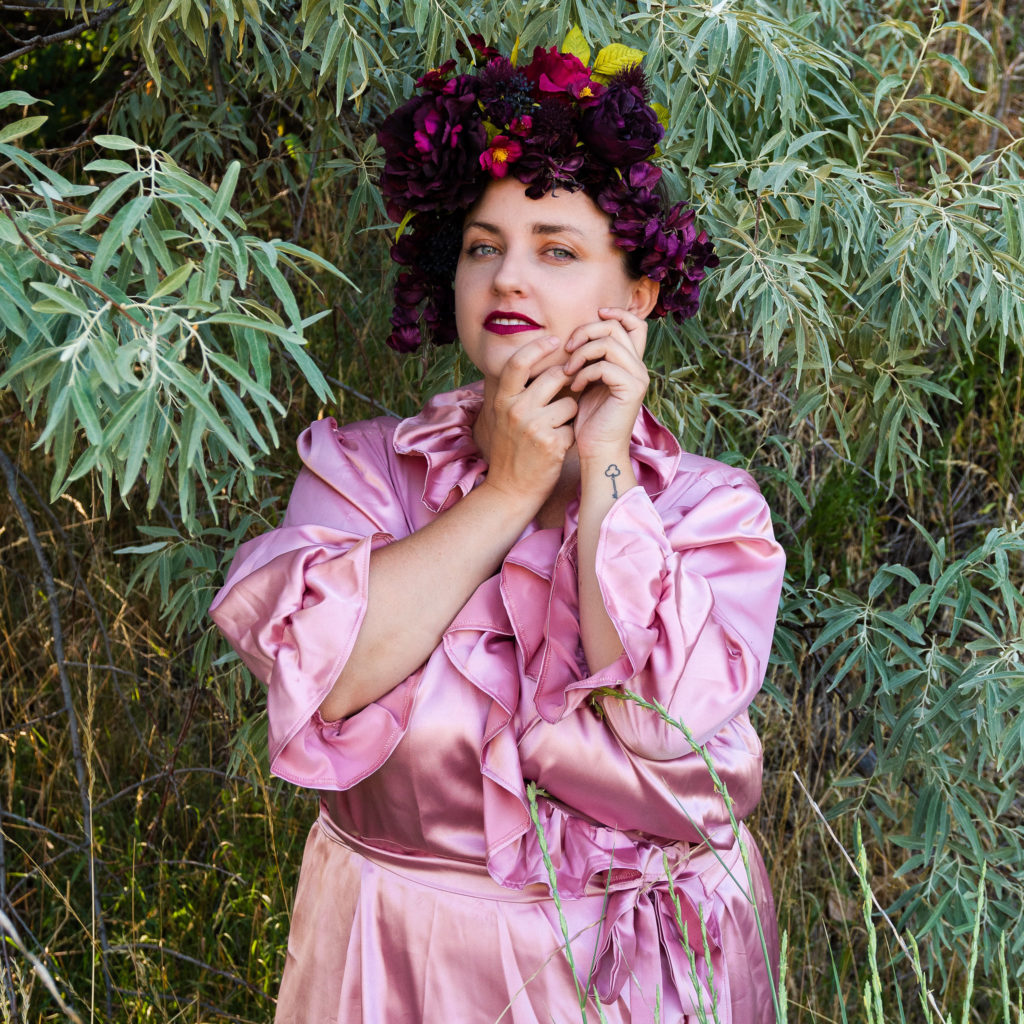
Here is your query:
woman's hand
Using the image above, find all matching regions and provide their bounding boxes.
[563,307,650,463]
[474,334,578,510]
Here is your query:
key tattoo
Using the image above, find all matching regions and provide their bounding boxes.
[604,463,621,499]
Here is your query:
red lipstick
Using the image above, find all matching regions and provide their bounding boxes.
[484,311,541,335]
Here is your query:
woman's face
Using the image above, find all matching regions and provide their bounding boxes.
[454,178,657,388]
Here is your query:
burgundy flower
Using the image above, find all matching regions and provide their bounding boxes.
[625,161,662,190]
[378,75,487,219]
[515,151,585,197]
[457,33,501,62]
[386,307,425,352]
[416,59,456,92]
[480,135,523,177]
[523,46,594,98]
[580,82,663,166]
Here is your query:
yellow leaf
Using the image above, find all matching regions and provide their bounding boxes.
[651,102,669,131]
[395,210,415,240]
[561,25,591,67]
[510,35,521,67]
[592,43,646,81]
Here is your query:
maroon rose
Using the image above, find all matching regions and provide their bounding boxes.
[579,82,664,166]
[523,46,594,98]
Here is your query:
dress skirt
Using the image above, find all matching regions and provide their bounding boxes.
[275,814,780,1024]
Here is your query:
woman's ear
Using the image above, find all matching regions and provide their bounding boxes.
[627,276,660,319]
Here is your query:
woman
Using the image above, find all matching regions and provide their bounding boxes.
[211,38,785,1024]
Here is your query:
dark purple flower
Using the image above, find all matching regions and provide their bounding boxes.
[579,82,663,166]
[523,97,580,158]
[377,75,487,219]
[477,58,534,126]
[423,293,458,345]
[607,61,650,99]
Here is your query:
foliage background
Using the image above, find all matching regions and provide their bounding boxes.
[1,0,1022,1020]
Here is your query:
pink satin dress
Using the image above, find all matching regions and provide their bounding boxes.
[210,383,786,1023]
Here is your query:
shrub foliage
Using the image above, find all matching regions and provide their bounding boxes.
[1,0,1022,1019]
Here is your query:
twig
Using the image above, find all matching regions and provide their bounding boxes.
[0,791,20,1023]
[0,183,112,221]
[0,193,137,322]
[0,910,83,1024]
[792,770,947,1021]
[290,125,322,244]
[106,943,275,999]
[69,62,149,153]
[0,808,87,848]
[278,346,400,418]
[145,683,203,845]
[0,448,115,1020]
[985,51,1023,155]
[94,765,248,810]
[6,462,161,772]
[0,0,127,65]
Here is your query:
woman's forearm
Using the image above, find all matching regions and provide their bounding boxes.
[318,480,539,721]
[576,450,637,674]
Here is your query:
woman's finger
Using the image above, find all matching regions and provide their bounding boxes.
[496,335,563,397]
[564,337,648,380]
[564,319,630,356]
[599,306,648,356]
[568,359,639,397]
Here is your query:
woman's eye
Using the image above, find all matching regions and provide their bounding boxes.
[546,247,577,261]
[467,242,498,257]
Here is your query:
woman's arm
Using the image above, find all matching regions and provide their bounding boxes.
[320,335,579,720]
[563,307,652,674]
[318,479,534,719]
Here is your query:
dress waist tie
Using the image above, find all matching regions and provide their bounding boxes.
[558,828,751,1023]
[317,808,752,1022]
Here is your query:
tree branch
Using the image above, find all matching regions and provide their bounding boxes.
[0,192,136,320]
[0,0,127,65]
[0,449,114,1021]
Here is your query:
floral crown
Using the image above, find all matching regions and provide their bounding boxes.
[377,31,719,352]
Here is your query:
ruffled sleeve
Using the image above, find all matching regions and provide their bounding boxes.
[593,467,784,759]
[209,416,416,789]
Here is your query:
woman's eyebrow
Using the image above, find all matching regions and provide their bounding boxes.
[532,222,584,237]
[463,220,584,238]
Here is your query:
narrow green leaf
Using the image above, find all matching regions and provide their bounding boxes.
[0,116,48,145]
[149,261,195,301]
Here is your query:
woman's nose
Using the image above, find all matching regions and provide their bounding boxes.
[491,247,527,295]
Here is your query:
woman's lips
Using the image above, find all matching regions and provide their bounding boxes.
[484,312,541,335]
